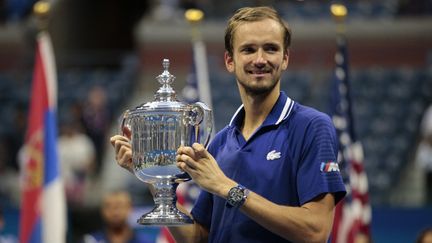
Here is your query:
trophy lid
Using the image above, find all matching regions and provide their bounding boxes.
[131,58,185,113]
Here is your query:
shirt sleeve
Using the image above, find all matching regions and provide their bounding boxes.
[297,113,346,205]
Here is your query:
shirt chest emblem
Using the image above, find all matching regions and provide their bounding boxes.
[266,150,281,161]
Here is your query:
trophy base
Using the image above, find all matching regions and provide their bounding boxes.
[137,205,193,226]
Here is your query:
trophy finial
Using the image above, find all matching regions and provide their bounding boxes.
[162,59,170,71]
[155,58,176,101]
[157,58,175,85]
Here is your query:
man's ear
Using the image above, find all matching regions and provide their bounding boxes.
[282,49,289,70]
[224,51,234,73]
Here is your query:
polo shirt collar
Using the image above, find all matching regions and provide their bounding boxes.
[229,91,295,128]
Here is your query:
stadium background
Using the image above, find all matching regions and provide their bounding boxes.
[0,0,431,242]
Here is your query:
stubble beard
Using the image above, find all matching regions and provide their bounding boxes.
[237,75,280,97]
[235,61,282,96]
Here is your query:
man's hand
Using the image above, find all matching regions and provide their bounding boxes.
[176,143,235,197]
[110,135,133,173]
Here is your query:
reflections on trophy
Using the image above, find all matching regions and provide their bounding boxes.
[120,59,213,225]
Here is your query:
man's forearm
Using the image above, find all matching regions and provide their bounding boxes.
[240,192,335,243]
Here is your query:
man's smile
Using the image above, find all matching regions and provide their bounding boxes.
[246,68,272,75]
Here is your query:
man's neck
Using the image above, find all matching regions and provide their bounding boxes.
[239,88,280,140]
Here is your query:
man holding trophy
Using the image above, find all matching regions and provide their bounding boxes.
[111,6,346,243]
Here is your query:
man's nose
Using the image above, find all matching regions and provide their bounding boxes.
[253,49,267,66]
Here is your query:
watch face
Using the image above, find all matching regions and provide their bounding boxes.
[232,188,243,201]
[228,187,245,207]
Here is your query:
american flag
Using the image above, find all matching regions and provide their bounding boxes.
[156,30,212,243]
[329,35,372,243]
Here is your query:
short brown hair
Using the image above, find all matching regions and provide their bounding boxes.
[224,6,292,57]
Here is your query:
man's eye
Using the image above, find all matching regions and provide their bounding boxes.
[265,46,279,53]
[241,47,255,53]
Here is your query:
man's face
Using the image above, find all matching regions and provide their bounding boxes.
[101,192,131,228]
[225,18,289,96]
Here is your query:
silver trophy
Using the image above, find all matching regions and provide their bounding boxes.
[120,58,213,225]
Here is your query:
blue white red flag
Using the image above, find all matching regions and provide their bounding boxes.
[329,35,372,243]
[19,31,67,243]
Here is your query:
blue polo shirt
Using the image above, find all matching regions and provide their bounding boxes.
[190,92,346,243]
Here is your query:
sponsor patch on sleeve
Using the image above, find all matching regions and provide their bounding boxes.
[320,161,340,172]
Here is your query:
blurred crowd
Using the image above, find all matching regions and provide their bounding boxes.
[0,85,112,208]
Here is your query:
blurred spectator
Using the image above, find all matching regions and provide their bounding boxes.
[81,85,111,175]
[0,208,18,243]
[82,191,152,243]
[0,137,20,206]
[58,117,96,207]
[0,103,27,175]
[415,105,432,204]
[5,104,27,172]
[416,227,432,243]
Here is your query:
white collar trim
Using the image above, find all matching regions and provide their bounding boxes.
[275,97,294,125]
[229,104,244,126]
[228,96,294,127]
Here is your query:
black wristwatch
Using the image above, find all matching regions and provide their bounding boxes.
[226,184,249,208]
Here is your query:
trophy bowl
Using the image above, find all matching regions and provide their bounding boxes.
[120,59,212,225]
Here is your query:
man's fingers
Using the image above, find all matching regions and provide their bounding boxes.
[110,135,133,172]
[113,140,131,155]
[177,146,196,158]
[176,161,198,179]
[118,150,133,172]
[192,143,209,159]
[110,135,130,146]
[177,161,188,172]
[180,154,196,167]
[118,144,131,159]
[176,152,199,171]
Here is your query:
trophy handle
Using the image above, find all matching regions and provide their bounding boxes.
[189,102,213,147]
[119,109,132,139]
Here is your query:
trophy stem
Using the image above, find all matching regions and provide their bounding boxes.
[138,178,193,226]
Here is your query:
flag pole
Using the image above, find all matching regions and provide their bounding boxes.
[19,1,66,242]
[330,3,347,35]
[184,8,212,108]
[185,8,204,42]
[185,8,215,138]
[329,4,372,243]
[33,0,50,30]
